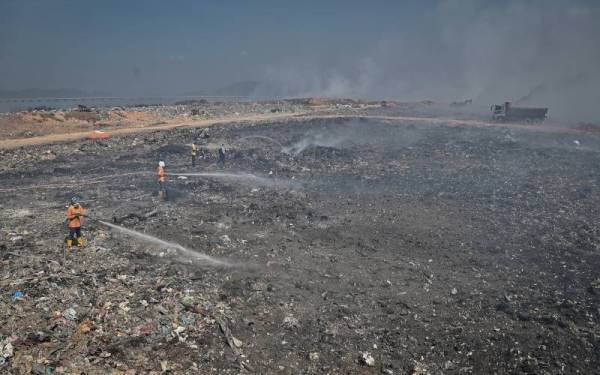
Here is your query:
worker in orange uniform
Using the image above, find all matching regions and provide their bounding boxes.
[156,160,166,199]
[65,196,85,248]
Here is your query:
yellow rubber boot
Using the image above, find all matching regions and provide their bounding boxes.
[66,239,73,248]
[76,236,84,247]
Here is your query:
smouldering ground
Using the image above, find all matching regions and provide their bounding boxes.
[1,115,599,374]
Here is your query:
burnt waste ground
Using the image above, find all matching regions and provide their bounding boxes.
[0,116,599,374]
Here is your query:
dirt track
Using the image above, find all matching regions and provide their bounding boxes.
[0,111,306,150]
[1,112,599,374]
[0,111,590,151]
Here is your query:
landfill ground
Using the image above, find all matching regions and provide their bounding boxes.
[1,106,600,374]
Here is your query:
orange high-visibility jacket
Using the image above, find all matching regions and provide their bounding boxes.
[156,166,166,182]
[65,204,85,228]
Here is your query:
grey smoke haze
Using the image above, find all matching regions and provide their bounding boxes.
[283,132,350,156]
[283,120,425,156]
[1,0,599,121]
[254,1,600,122]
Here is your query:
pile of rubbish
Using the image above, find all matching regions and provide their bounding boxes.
[1,112,600,373]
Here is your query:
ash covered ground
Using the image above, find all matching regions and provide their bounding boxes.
[1,114,600,374]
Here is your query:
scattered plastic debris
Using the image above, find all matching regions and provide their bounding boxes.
[10,291,24,301]
[62,307,77,321]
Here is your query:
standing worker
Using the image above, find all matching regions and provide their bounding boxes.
[191,141,198,167]
[218,144,226,167]
[156,161,166,199]
[65,197,85,248]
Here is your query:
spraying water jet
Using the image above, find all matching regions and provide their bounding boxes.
[97,220,231,267]
[174,172,301,189]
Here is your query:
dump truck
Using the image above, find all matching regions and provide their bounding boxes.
[491,102,548,122]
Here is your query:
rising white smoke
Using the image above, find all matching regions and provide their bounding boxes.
[254,0,600,122]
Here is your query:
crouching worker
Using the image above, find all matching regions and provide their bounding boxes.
[65,196,85,248]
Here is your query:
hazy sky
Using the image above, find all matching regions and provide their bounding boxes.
[1,0,599,120]
[0,1,426,94]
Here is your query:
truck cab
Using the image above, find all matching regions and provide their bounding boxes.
[491,102,510,121]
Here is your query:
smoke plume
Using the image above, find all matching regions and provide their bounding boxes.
[254,1,600,122]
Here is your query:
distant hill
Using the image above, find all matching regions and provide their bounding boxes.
[0,88,110,98]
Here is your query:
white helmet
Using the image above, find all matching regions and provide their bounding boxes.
[158,161,165,167]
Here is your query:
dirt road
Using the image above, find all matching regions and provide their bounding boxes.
[0,111,307,149]
[0,110,589,151]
